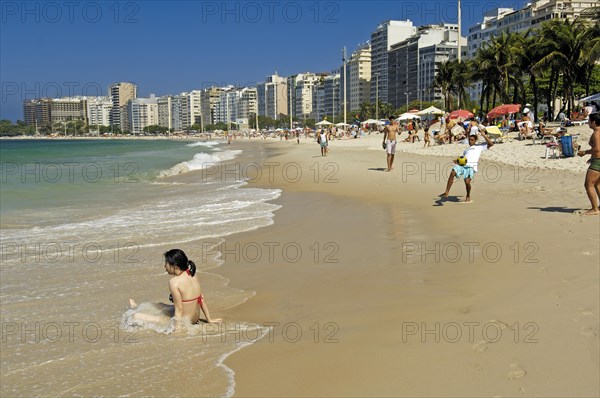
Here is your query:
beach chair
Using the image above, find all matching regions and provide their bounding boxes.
[485,125,507,143]
[543,136,560,159]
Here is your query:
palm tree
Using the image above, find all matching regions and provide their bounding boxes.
[451,61,471,108]
[471,45,501,112]
[488,31,521,104]
[534,18,596,116]
[513,30,545,121]
[434,61,454,110]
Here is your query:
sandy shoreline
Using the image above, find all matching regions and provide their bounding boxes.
[212,136,599,396]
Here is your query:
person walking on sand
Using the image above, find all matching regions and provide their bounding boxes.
[577,112,600,215]
[442,128,494,202]
[318,128,328,156]
[382,115,399,171]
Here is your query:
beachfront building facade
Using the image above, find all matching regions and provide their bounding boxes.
[294,73,320,120]
[127,95,158,134]
[370,20,416,105]
[257,74,288,120]
[213,86,258,127]
[24,97,90,129]
[312,73,341,121]
[201,87,223,126]
[23,98,51,127]
[343,43,371,113]
[185,90,203,127]
[87,96,112,127]
[108,82,137,131]
[157,96,173,130]
[387,23,466,109]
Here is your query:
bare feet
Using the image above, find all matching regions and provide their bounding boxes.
[207,318,223,323]
[129,299,138,309]
[465,197,471,202]
[583,209,600,215]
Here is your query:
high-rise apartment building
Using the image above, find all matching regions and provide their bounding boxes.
[370,20,416,104]
[23,99,51,127]
[108,82,137,130]
[294,73,320,119]
[257,73,288,119]
[343,43,371,112]
[87,96,112,127]
[201,87,223,126]
[387,24,466,109]
[314,73,340,121]
[127,95,158,134]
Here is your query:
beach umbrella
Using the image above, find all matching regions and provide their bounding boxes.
[408,108,420,113]
[398,113,421,121]
[448,109,474,120]
[486,104,521,119]
[416,106,444,116]
[335,122,350,127]
[315,120,333,126]
[579,93,600,102]
[360,119,382,125]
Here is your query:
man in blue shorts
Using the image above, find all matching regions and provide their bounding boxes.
[442,129,494,202]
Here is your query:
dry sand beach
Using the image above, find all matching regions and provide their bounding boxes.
[212,128,599,397]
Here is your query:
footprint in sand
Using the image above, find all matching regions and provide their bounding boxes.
[458,306,471,314]
[508,363,526,379]
[473,340,488,353]
[580,327,598,337]
[579,307,594,317]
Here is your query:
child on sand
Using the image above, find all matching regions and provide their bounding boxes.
[423,127,431,147]
[442,129,494,202]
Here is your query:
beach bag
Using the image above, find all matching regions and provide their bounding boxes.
[561,135,574,157]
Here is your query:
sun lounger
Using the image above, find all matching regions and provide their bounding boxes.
[484,125,508,143]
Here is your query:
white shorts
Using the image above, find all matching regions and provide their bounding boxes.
[386,140,397,154]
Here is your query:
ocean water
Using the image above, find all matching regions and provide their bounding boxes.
[0,139,281,396]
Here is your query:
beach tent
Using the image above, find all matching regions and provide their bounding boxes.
[487,104,521,119]
[360,119,383,125]
[579,93,600,102]
[398,113,421,121]
[416,106,444,116]
[448,109,474,120]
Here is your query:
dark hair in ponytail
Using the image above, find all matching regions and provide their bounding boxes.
[164,249,196,277]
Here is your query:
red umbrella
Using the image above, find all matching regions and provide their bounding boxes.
[487,104,521,119]
[448,109,474,119]
[408,108,420,113]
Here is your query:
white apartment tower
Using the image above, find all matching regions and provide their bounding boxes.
[87,96,112,127]
[127,95,158,134]
[344,43,371,112]
[257,74,288,119]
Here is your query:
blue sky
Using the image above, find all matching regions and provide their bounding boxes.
[1,0,526,121]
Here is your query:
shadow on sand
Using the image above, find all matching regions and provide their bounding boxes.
[433,195,462,206]
[528,206,582,214]
[368,168,388,172]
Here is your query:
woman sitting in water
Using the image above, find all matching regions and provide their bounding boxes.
[129,249,220,328]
